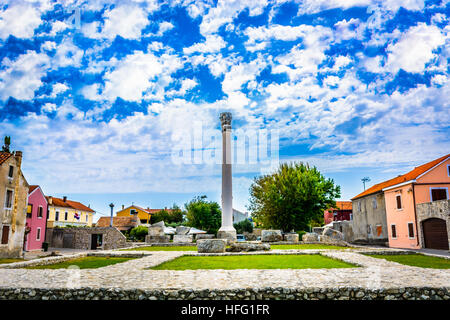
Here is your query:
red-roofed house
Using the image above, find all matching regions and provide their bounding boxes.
[324,201,353,225]
[352,154,450,249]
[46,196,95,227]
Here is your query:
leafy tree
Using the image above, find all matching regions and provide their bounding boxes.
[129,226,148,241]
[248,162,340,232]
[150,204,185,224]
[185,195,221,234]
[234,219,253,234]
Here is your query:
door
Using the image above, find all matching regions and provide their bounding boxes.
[422,218,449,250]
[90,234,97,250]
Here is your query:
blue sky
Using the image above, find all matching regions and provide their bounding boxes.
[0,0,449,221]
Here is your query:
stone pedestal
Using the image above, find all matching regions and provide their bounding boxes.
[284,233,299,242]
[261,230,282,242]
[145,235,169,243]
[173,234,193,243]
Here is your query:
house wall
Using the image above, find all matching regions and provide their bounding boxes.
[47,205,93,227]
[116,206,151,223]
[46,227,127,250]
[0,153,28,258]
[384,183,419,249]
[351,192,388,244]
[25,188,48,251]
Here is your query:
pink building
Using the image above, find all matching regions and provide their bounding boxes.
[24,185,48,251]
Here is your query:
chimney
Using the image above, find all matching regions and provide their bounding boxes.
[122,205,124,210]
[48,196,53,205]
[63,196,67,202]
[164,207,167,210]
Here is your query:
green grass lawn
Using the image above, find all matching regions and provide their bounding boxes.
[122,246,198,251]
[26,256,136,269]
[0,258,24,264]
[271,244,350,250]
[150,254,357,270]
[366,254,450,269]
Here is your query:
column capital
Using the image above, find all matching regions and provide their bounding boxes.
[220,112,232,131]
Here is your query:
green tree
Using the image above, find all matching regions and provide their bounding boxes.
[185,195,221,234]
[233,219,253,234]
[248,162,340,232]
[150,204,185,224]
[129,226,148,241]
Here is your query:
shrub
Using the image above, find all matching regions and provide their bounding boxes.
[185,196,221,234]
[297,230,307,239]
[129,226,148,242]
[233,219,253,234]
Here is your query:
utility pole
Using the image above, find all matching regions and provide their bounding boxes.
[361,177,371,191]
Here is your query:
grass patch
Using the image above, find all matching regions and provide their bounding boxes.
[0,258,24,264]
[26,256,136,269]
[150,254,357,270]
[272,244,349,250]
[122,246,197,251]
[366,254,450,269]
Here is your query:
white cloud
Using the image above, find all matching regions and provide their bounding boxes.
[50,83,69,97]
[156,21,174,36]
[386,23,445,73]
[0,51,49,101]
[0,4,42,40]
[183,35,226,54]
[52,39,84,68]
[82,5,150,40]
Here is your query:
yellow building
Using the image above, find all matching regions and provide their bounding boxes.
[116,205,153,224]
[46,196,95,228]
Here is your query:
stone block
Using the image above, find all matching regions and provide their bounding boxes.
[148,226,165,237]
[283,233,299,242]
[173,234,193,243]
[302,232,319,243]
[197,239,227,253]
[196,234,215,240]
[312,227,324,235]
[261,230,282,242]
[226,242,270,252]
[176,226,191,235]
[145,235,169,243]
[322,227,344,241]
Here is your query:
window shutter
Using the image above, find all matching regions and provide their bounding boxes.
[1,226,9,244]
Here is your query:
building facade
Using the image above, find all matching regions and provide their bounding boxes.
[324,201,352,225]
[25,185,48,251]
[0,151,29,258]
[46,196,95,228]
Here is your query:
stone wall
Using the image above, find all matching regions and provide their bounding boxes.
[0,287,447,300]
[330,221,355,243]
[352,193,388,244]
[46,227,127,250]
[416,199,450,249]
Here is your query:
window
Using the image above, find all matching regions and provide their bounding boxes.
[391,225,397,239]
[8,165,14,178]
[372,198,377,209]
[27,204,33,218]
[1,225,9,244]
[86,214,88,222]
[4,189,13,209]
[64,212,68,221]
[357,202,361,212]
[448,164,450,177]
[431,188,448,202]
[36,228,41,241]
[349,214,353,220]
[408,223,415,238]
[396,195,402,210]
[37,206,43,218]
[55,211,59,221]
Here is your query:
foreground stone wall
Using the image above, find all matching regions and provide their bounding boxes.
[0,287,448,300]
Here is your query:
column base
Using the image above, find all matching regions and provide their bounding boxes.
[217,229,237,242]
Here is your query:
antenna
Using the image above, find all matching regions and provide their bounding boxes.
[361,177,371,191]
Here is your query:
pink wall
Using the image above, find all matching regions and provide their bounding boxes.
[384,158,450,249]
[25,187,48,251]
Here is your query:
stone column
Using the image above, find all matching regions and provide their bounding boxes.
[217,112,237,241]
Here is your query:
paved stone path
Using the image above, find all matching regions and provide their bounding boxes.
[1,248,449,292]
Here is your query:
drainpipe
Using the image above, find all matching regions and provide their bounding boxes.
[412,184,420,247]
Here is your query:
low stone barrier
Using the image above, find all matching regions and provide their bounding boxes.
[0,287,448,300]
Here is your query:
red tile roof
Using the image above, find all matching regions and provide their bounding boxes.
[46,196,95,213]
[0,152,12,165]
[352,154,450,200]
[96,216,140,229]
[328,201,352,211]
[28,185,39,194]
